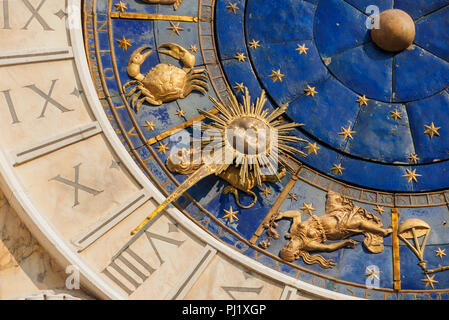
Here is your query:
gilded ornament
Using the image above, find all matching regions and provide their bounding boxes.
[117,36,132,51]
[144,120,155,131]
[295,44,308,55]
[356,95,369,106]
[123,44,209,111]
[114,1,127,12]
[249,40,261,49]
[167,21,184,36]
[408,153,419,164]
[304,85,317,97]
[226,2,239,14]
[424,122,440,139]
[269,191,392,268]
[131,88,307,234]
[402,168,421,183]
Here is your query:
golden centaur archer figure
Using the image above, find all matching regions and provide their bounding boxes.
[276,191,392,268]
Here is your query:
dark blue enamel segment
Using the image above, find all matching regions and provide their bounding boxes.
[414,5,449,63]
[289,131,346,178]
[314,0,371,58]
[395,0,449,20]
[293,126,449,191]
[113,0,158,13]
[290,129,343,171]
[392,46,449,102]
[249,40,329,105]
[402,162,449,191]
[112,18,159,84]
[338,158,415,191]
[398,205,449,290]
[303,145,449,192]
[400,244,449,290]
[220,58,267,102]
[96,13,112,49]
[215,0,246,60]
[287,76,360,151]
[245,0,315,44]
[345,0,393,12]
[96,0,109,13]
[338,244,393,289]
[406,91,449,162]
[154,19,205,67]
[135,101,187,143]
[346,102,415,163]
[326,42,393,102]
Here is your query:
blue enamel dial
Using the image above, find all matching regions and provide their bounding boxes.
[84,0,449,299]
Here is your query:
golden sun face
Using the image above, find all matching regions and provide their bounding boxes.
[199,88,307,186]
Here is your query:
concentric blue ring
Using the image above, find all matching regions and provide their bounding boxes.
[216,0,449,192]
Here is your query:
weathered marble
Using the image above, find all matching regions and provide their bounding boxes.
[184,253,284,300]
[0,189,89,299]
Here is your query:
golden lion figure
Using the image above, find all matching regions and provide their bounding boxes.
[276,191,392,268]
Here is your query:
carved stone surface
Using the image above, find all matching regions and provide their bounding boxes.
[0,190,88,299]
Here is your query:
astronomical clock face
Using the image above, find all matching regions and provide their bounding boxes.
[1,0,449,301]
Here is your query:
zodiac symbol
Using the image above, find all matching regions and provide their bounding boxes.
[123,43,209,111]
[263,191,392,268]
[398,218,431,271]
[398,218,449,277]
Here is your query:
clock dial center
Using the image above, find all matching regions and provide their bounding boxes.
[370,9,416,52]
[226,117,272,156]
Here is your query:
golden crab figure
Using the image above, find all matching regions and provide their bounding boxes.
[123,43,209,112]
[131,88,308,235]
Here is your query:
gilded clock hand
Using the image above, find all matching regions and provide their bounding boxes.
[131,162,228,235]
[110,11,198,22]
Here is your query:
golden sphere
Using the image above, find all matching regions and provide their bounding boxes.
[370,9,415,52]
